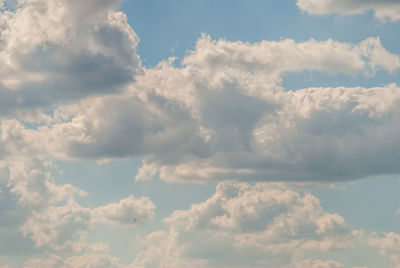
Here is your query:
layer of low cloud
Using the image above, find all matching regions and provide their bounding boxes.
[7,181,400,267]
[297,0,400,22]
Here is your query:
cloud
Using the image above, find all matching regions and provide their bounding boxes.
[0,156,92,252]
[131,182,400,267]
[17,180,399,268]
[0,155,155,253]
[93,195,155,226]
[2,0,400,186]
[367,232,400,268]
[0,0,399,266]
[133,181,357,267]
[0,0,149,258]
[297,0,400,22]
[10,36,400,183]
[20,200,92,252]
[0,0,141,119]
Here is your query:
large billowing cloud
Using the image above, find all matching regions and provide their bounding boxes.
[5,35,400,183]
[1,0,400,185]
[297,0,400,22]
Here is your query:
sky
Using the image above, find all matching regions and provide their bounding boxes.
[0,0,400,267]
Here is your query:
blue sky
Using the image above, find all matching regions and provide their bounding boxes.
[1,0,400,267]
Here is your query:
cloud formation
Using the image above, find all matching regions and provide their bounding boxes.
[0,155,155,254]
[0,0,141,119]
[0,0,400,266]
[297,0,400,22]
[7,36,399,183]
[93,195,155,226]
[367,232,400,268]
[133,181,357,267]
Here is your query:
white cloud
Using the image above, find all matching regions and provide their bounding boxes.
[0,155,155,253]
[133,181,356,267]
[0,157,91,252]
[16,180,395,268]
[4,36,400,184]
[20,200,92,252]
[297,0,400,22]
[93,195,155,226]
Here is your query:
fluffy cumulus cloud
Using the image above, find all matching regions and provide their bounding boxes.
[0,156,155,253]
[130,182,400,268]
[15,182,400,268]
[9,35,400,183]
[133,181,358,267]
[93,195,155,226]
[0,156,92,252]
[0,0,141,119]
[0,115,155,255]
[297,0,400,22]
